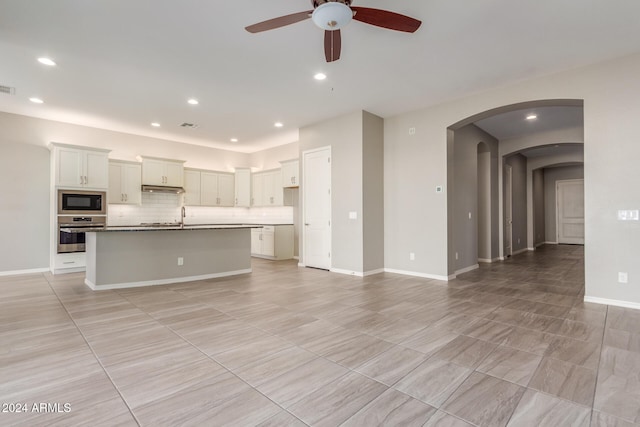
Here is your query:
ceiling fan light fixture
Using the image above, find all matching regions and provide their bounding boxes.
[312,2,352,31]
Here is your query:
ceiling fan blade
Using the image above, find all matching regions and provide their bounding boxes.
[245,10,312,33]
[350,7,422,33]
[324,29,342,63]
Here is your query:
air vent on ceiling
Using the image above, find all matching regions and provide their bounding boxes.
[0,85,16,95]
[180,122,199,129]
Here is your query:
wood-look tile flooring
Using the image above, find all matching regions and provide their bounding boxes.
[1,245,639,426]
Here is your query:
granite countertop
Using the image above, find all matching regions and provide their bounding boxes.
[60,224,263,233]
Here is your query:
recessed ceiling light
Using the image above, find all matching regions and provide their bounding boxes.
[314,72,327,81]
[230,138,238,142]
[29,97,44,104]
[151,122,161,127]
[37,57,56,66]
[187,98,199,105]
[274,122,284,128]
[526,114,538,120]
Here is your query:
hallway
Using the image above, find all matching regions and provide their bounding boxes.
[1,245,639,426]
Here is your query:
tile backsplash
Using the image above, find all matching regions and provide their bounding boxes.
[108,192,294,226]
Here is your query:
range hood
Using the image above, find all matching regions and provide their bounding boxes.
[141,185,185,194]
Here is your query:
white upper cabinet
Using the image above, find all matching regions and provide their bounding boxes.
[108,161,141,205]
[52,143,110,189]
[234,168,251,207]
[184,169,235,207]
[280,159,299,188]
[183,169,201,206]
[140,156,185,187]
[217,173,235,206]
[252,169,283,207]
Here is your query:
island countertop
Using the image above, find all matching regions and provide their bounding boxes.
[61,224,264,233]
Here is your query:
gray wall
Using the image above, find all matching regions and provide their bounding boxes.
[385,52,640,305]
[0,142,50,272]
[299,111,364,273]
[362,112,385,273]
[505,154,528,253]
[452,125,499,272]
[298,110,384,274]
[544,165,584,242]
[533,168,546,246]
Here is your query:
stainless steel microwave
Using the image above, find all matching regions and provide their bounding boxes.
[58,189,107,215]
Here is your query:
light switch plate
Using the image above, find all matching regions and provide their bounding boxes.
[618,210,639,221]
[349,211,358,220]
[436,186,443,193]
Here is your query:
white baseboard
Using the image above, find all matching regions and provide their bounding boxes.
[85,268,252,290]
[363,268,385,277]
[383,268,450,282]
[0,267,49,277]
[293,256,299,260]
[512,248,529,256]
[455,264,479,275]
[478,257,500,263]
[298,262,305,267]
[544,241,558,245]
[584,296,640,310]
[330,268,364,277]
[535,241,545,248]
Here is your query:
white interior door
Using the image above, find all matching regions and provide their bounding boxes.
[303,147,331,270]
[557,179,585,244]
[505,164,513,257]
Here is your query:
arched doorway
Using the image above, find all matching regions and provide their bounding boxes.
[446,99,584,278]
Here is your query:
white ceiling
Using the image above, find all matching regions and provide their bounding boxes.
[1,1,639,153]
[474,106,584,141]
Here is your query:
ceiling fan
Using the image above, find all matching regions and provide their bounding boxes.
[245,0,422,62]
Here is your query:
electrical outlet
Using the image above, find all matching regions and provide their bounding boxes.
[409,252,415,261]
[468,212,472,220]
[517,238,521,244]
[455,252,459,260]
[436,186,443,193]
[618,272,628,283]
[177,257,184,266]
[409,127,416,135]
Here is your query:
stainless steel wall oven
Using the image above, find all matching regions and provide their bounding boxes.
[57,216,106,253]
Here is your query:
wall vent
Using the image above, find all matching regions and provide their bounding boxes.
[0,85,16,95]
[180,122,199,128]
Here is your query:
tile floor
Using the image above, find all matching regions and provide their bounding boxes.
[1,245,639,426]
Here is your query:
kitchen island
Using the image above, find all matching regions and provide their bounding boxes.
[78,225,259,290]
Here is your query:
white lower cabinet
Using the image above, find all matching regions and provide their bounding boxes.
[54,253,86,273]
[250,225,294,260]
